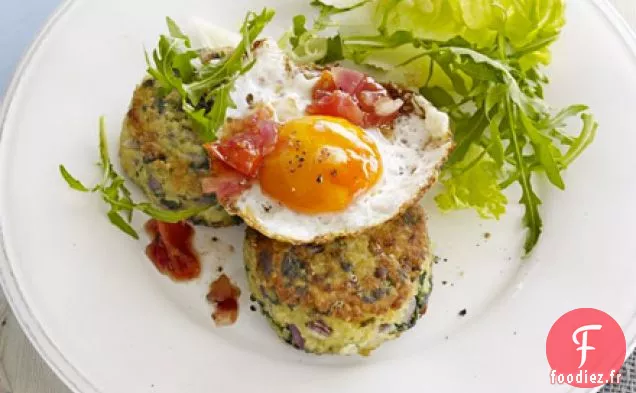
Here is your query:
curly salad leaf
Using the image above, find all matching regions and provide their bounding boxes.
[280,0,597,254]
[146,8,275,142]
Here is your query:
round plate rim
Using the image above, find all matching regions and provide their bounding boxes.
[0,1,634,392]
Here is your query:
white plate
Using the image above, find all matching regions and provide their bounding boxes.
[1,0,636,392]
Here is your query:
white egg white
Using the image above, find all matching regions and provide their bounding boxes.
[218,39,453,243]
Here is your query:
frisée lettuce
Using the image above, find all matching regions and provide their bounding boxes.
[280,0,597,254]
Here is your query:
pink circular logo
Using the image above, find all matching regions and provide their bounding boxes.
[546,308,626,388]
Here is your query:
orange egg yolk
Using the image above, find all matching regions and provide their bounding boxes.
[259,116,382,214]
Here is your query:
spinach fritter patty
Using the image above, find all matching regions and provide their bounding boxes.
[244,205,433,355]
[119,78,238,227]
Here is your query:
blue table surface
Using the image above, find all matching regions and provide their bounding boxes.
[0,0,62,97]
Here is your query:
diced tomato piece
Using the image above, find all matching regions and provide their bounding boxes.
[204,120,278,178]
[144,220,200,281]
[363,111,399,127]
[356,76,389,111]
[306,91,365,126]
[242,107,274,129]
[200,107,278,201]
[205,134,263,178]
[312,71,337,100]
[201,176,249,202]
[332,67,365,95]
[256,120,278,156]
[355,77,385,94]
[200,175,248,202]
[206,274,241,303]
[207,273,241,326]
[223,106,274,137]
[308,69,399,127]
[200,161,251,202]
[357,90,387,112]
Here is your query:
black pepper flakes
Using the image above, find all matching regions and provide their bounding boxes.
[217,266,223,273]
[458,309,467,317]
[316,175,323,184]
[250,305,257,312]
[441,280,448,285]
[484,232,491,239]
[211,236,219,242]
[246,93,254,105]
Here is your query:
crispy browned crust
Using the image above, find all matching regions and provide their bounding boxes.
[244,205,431,323]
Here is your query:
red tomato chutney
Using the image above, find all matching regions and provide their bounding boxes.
[207,274,241,326]
[144,219,200,281]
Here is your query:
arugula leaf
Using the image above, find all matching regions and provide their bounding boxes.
[318,35,345,65]
[145,35,193,97]
[136,203,205,222]
[107,209,139,239]
[146,9,275,142]
[419,86,455,108]
[519,109,564,190]
[166,17,191,45]
[487,110,505,167]
[291,15,308,47]
[281,0,597,255]
[60,117,204,239]
[207,81,238,134]
[560,113,598,168]
[59,165,89,192]
[503,96,543,254]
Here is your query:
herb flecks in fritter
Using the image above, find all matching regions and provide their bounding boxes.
[121,78,238,227]
[244,205,434,355]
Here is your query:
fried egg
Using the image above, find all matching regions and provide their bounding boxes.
[215,39,453,243]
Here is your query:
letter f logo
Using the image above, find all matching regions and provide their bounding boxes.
[572,324,602,368]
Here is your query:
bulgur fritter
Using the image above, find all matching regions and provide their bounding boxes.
[244,205,433,355]
[119,78,238,227]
